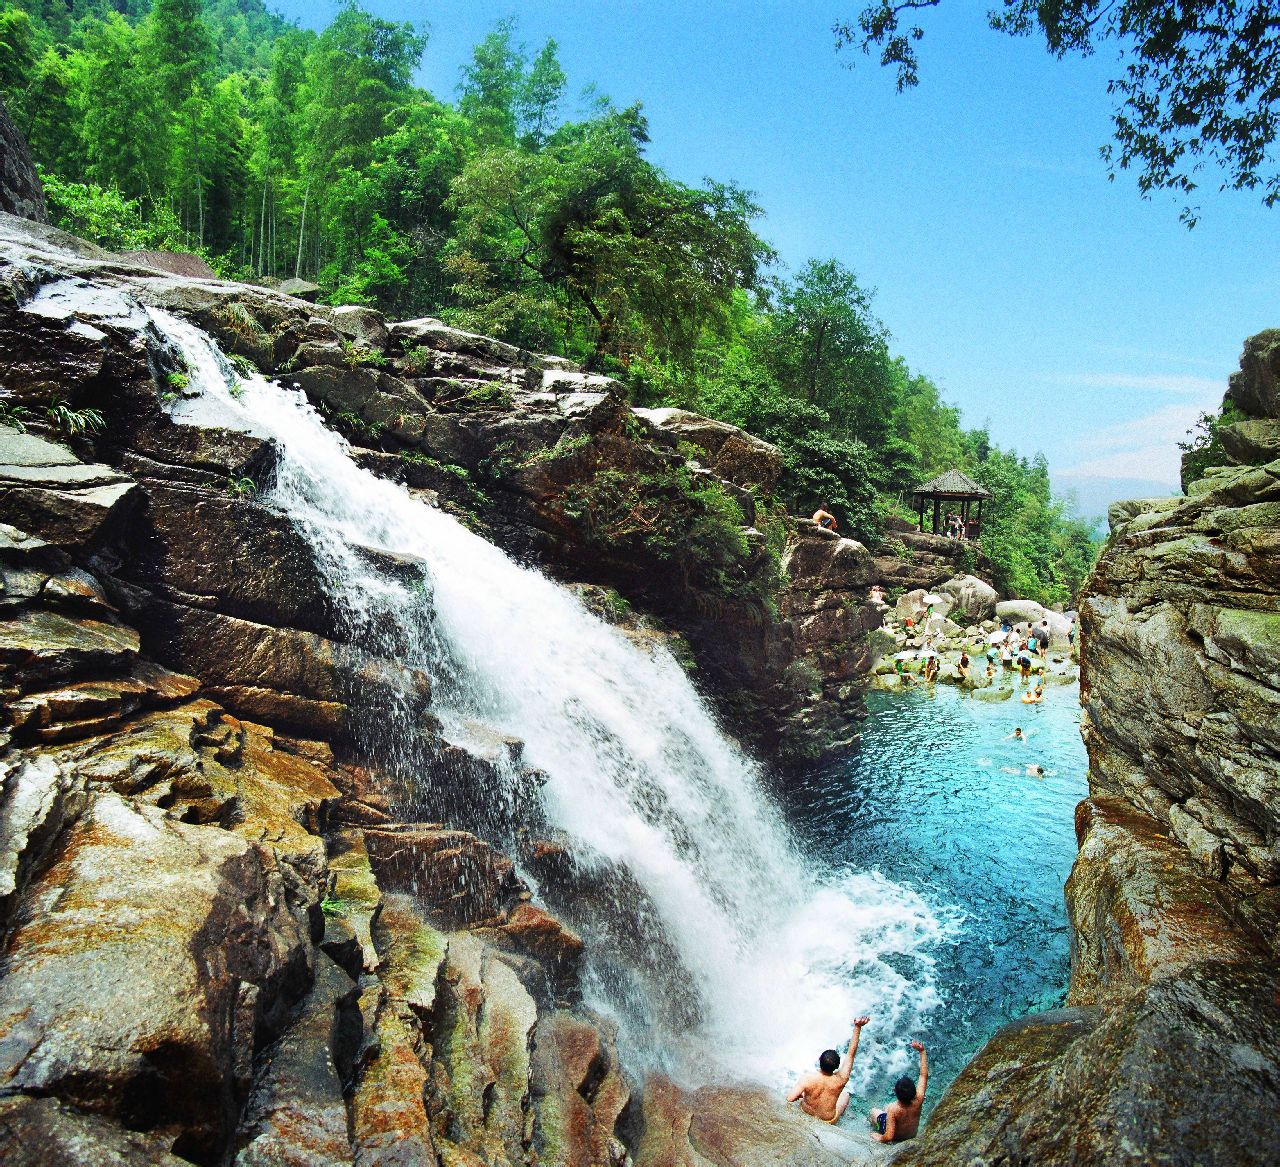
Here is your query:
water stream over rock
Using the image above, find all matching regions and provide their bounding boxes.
[152,308,950,1091]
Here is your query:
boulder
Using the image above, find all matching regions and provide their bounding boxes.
[233,955,356,1167]
[633,1075,884,1167]
[631,407,783,492]
[330,304,390,352]
[1226,327,1280,420]
[0,608,139,690]
[529,1011,630,1167]
[935,574,998,621]
[347,985,437,1165]
[0,102,47,223]
[431,932,538,1165]
[1218,417,1280,464]
[115,483,340,638]
[7,659,199,743]
[0,426,138,548]
[994,598,1046,625]
[0,1095,187,1166]
[363,824,523,927]
[0,755,86,930]
[902,963,1280,1167]
[1066,798,1266,1005]
[476,900,585,1002]
[0,791,312,1162]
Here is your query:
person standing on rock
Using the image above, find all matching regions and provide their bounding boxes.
[1034,619,1052,653]
[812,504,838,532]
[787,1016,870,1123]
[870,1040,928,1143]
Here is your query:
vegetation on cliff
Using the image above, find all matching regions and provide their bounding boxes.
[1,0,1097,602]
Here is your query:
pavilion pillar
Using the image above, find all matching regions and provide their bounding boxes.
[932,497,940,535]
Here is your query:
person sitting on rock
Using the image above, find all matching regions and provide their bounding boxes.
[957,651,970,679]
[787,1017,870,1124]
[870,1040,928,1143]
[869,584,886,604]
[812,504,838,532]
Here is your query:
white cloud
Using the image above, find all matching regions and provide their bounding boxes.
[1057,403,1206,485]
[1049,372,1225,396]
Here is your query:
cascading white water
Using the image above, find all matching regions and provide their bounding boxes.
[153,309,955,1089]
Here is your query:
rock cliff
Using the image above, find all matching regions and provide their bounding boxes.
[0,210,889,1163]
[0,99,47,224]
[899,333,1280,1165]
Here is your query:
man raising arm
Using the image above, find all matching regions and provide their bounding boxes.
[871,1039,928,1143]
[786,1017,870,1123]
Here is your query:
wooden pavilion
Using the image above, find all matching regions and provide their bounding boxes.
[912,469,993,537]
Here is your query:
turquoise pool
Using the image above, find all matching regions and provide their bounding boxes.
[783,679,1089,1107]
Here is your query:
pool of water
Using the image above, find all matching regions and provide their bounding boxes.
[780,679,1089,1109]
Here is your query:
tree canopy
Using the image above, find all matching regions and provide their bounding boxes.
[837,1,1280,224]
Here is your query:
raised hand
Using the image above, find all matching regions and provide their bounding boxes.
[910,1039,924,1052]
[854,1016,871,1028]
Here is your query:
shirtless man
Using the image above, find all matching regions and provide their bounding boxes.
[812,504,838,532]
[786,1017,869,1123]
[870,1039,928,1143]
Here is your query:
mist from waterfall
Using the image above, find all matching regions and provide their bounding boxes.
[152,309,955,1090]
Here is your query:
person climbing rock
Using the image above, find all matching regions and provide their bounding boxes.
[812,504,838,532]
[1018,642,1033,681]
[870,1039,928,1143]
[1034,619,1052,652]
[787,1017,870,1123]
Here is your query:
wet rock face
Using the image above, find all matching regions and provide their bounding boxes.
[0,101,46,224]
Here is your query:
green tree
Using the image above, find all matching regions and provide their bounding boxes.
[69,14,168,200]
[457,18,525,147]
[768,258,896,443]
[447,106,770,365]
[837,1,1280,223]
[295,1,426,275]
[517,38,566,149]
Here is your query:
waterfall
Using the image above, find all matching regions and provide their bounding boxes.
[152,309,953,1089]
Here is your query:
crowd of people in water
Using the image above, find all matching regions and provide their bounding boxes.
[891,608,1075,699]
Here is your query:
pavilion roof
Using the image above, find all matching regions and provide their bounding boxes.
[912,469,993,499]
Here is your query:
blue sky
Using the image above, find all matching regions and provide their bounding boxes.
[272,0,1278,517]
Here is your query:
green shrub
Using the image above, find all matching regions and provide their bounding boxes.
[45,401,105,436]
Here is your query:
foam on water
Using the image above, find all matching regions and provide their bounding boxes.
[151,309,957,1089]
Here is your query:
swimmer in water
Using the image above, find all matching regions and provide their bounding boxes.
[787,1017,870,1123]
[1007,727,1027,741]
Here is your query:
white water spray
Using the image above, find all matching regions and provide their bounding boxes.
[153,309,953,1089]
